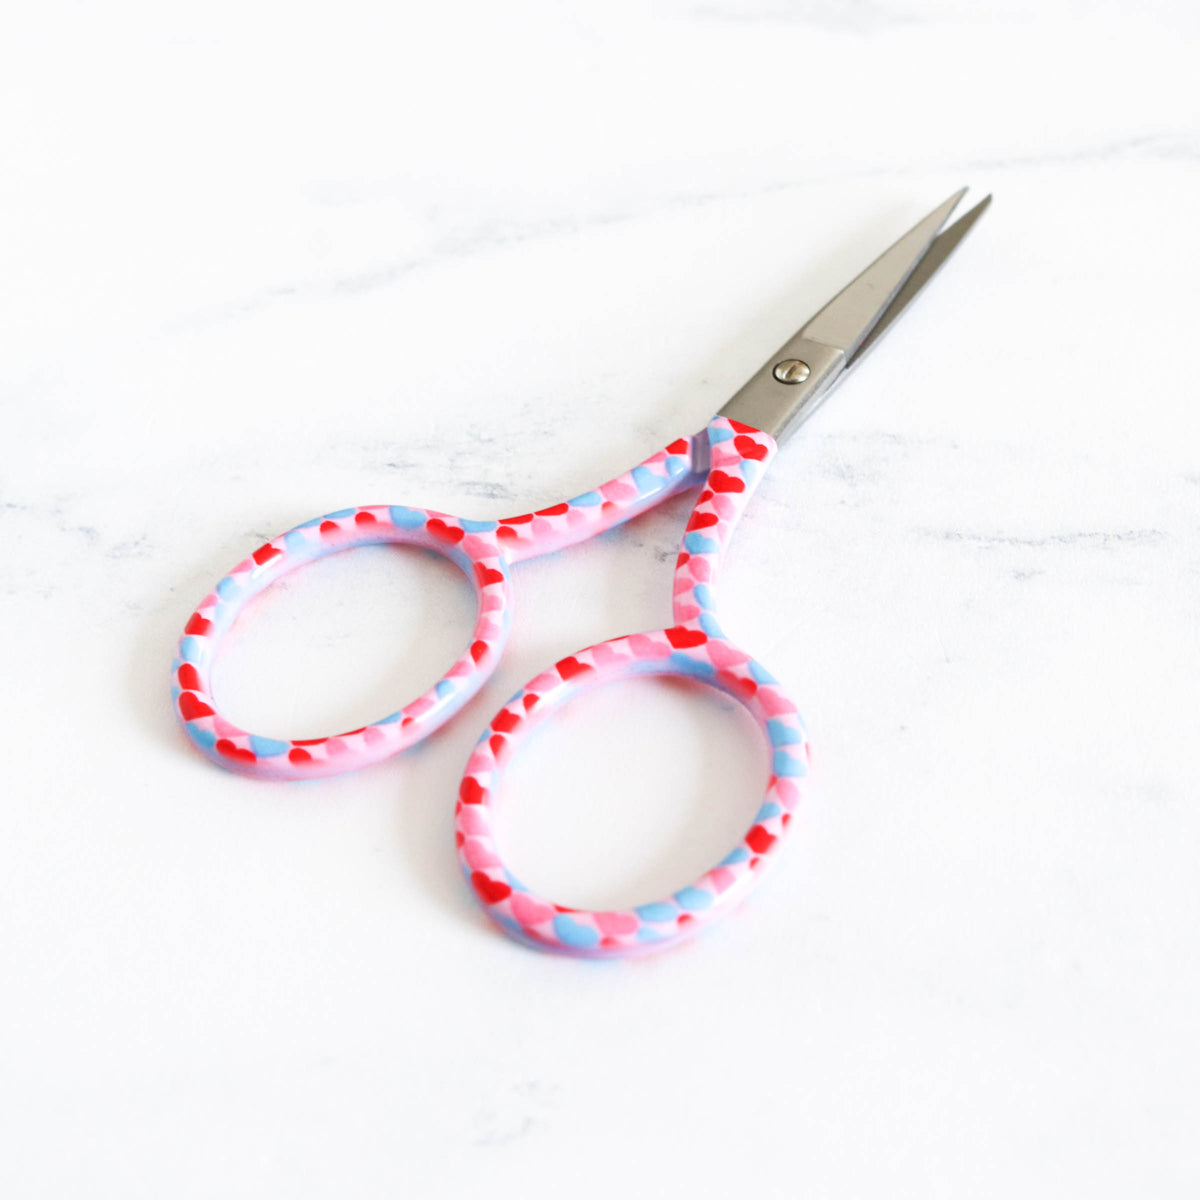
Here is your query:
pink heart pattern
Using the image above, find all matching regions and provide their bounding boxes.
[454,417,810,958]
[174,417,809,958]
[172,440,695,779]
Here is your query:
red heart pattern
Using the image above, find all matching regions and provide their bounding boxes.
[173,499,524,779]
[492,709,521,733]
[734,435,769,461]
[178,692,214,721]
[426,518,464,543]
[460,777,487,805]
[175,417,809,959]
[471,871,512,905]
[556,655,591,681]
[453,417,810,958]
[708,469,746,494]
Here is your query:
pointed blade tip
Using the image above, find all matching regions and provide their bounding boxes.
[952,192,993,230]
[844,188,990,368]
[937,186,969,217]
[939,190,992,238]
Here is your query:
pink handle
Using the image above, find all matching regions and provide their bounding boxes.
[172,440,698,779]
[456,418,810,956]
[172,507,515,779]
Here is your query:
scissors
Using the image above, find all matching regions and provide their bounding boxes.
[173,189,989,957]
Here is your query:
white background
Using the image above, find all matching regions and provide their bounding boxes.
[3,1,1198,1196]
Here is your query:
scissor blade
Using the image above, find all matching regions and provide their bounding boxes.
[848,194,992,368]
[717,188,988,442]
[800,188,966,357]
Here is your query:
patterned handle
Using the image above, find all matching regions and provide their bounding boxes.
[456,417,810,956]
[172,443,698,779]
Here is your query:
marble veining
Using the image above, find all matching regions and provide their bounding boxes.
[2,1,1198,1196]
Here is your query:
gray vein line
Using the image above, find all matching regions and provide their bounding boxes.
[936,529,1166,550]
[161,130,1198,329]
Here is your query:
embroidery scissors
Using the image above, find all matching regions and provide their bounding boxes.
[173,189,989,956]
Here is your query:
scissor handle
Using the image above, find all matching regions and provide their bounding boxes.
[456,417,810,956]
[172,442,698,779]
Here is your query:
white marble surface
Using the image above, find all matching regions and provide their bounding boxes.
[3,1,1199,1196]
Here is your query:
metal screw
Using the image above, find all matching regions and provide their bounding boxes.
[773,359,811,384]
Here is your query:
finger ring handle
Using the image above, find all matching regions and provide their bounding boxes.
[172,506,512,779]
[456,416,810,954]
